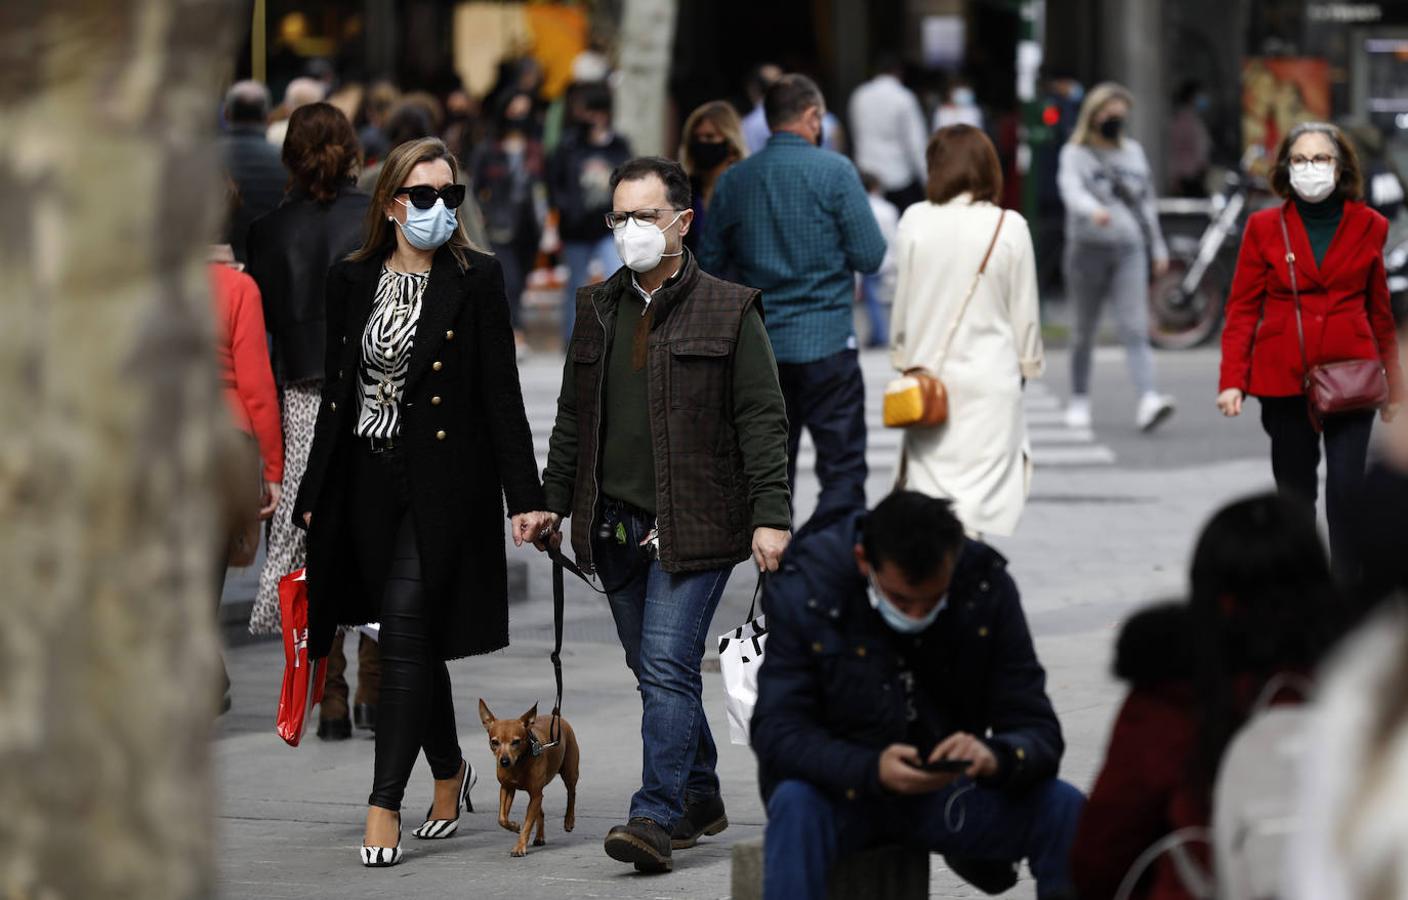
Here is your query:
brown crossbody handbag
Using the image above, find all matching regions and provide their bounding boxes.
[883,210,1007,429]
[1277,210,1388,432]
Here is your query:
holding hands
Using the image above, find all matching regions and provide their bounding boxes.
[512,511,559,549]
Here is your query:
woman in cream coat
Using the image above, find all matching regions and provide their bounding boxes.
[889,125,1044,537]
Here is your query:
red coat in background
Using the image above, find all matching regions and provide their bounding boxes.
[1070,604,1208,900]
[1219,199,1402,400]
[211,262,283,483]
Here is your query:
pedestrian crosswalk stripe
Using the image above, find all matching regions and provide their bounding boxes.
[517,353,1116,471]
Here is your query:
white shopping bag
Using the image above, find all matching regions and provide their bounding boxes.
[717,578,767,745]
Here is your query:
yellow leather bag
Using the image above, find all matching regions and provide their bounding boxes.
[883,210,1006,430]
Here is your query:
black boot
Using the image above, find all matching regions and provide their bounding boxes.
[671,793,728,849]
[353,703,377,733]
[604,817,672,873]
[317,717,351,741]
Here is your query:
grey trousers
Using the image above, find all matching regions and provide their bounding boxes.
[1064,241,1156,397]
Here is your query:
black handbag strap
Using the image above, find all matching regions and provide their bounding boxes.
[745,571,765,623]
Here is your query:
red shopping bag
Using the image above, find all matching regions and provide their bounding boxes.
[276,567,326,746]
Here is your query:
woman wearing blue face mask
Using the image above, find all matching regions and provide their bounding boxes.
[293,137,556,868]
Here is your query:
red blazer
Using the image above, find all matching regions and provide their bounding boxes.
[1219,200,1402,400]
[211,263,283,483]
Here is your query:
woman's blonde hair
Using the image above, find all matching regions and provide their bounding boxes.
[678,100,748,177]
[348,137,482,269]
[1069,82,1135,147]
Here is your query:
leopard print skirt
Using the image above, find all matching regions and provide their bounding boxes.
[249,380,321,635]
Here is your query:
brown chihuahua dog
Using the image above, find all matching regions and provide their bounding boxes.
[478,699,581,857]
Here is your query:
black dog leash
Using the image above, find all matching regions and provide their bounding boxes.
[532,547,602,755]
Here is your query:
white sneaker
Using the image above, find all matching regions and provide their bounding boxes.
[1136,392,1176,432]
[1064,396,1092,430]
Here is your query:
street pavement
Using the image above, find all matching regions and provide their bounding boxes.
[215,342,1290,899]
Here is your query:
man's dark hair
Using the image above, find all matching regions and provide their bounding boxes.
[746,63,781,104]
[609,156,692,210]
[872,51,903,77]
[577,80,614,115]
[861,492,965,583]
[384,103,434,148]
[764,74,825,130]
[224,80,271,126]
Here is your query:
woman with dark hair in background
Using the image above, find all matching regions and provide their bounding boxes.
[1071,493,1341,899]
[472,92,546,354]
[679,100,748,254]
[1217,121,1403,578]
[245,102,377,738]
[294,137,552,866]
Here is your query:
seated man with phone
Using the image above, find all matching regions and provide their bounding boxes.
[751,491,1084,899]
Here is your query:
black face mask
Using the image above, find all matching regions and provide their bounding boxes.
[689,139,730,171]
[1098,117,1124,141]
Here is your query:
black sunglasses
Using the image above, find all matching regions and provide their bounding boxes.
[394,183,467,210]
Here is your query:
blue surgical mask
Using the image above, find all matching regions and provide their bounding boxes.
[868,573,945,634]
[395,197,457,251]
[952,88,975,107]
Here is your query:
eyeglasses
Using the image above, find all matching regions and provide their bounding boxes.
[1288,154,1337,173]
[604,208,683,229]
[394,184,467,210]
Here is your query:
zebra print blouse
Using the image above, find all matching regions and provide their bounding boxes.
[354,266,429,439]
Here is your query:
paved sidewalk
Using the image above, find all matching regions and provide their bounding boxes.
[215,348,1275,899]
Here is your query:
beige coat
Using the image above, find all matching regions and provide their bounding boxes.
[889,196,1044,536]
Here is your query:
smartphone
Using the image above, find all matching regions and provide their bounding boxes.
[907,758,971,774]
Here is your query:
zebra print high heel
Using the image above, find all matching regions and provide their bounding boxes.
[411,759,476,840]
[360,811,402,867]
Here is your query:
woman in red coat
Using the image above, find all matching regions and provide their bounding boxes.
[1217,122,1402,575]
[1071,493,1340,899]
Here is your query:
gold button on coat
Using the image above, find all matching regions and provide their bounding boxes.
[432,360,443,371]
[845,789,857,800]
[431,396,442,406]
[445,330,455,340]
[436,430,447,441]
[329,401,337,411]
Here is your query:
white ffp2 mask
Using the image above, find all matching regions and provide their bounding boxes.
[1290,166,1337,203]
[613,213,684,273]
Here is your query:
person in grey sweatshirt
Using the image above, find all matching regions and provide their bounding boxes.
[1058,81,1176,432]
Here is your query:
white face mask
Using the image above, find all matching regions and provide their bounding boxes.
[1290,164,1337,203]
[613,212,684,273]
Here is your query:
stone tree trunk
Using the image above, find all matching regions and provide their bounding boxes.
[0,2,241,897]
[613,0,680,157]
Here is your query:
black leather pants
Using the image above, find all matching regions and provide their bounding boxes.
[351,446,462,811]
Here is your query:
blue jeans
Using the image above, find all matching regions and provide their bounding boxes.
[776,348,868,536]
[561,235,620,343]
[764,778,1084,900]
[592,499,730,828]
[860,273,888,347]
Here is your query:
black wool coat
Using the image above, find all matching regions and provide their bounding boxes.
[293,245,546,661]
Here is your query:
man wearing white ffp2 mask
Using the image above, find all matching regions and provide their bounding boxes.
[611,203,687,281]
[540,156,792,872]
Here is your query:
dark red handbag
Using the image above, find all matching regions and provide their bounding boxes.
[1279,211,1388,432]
